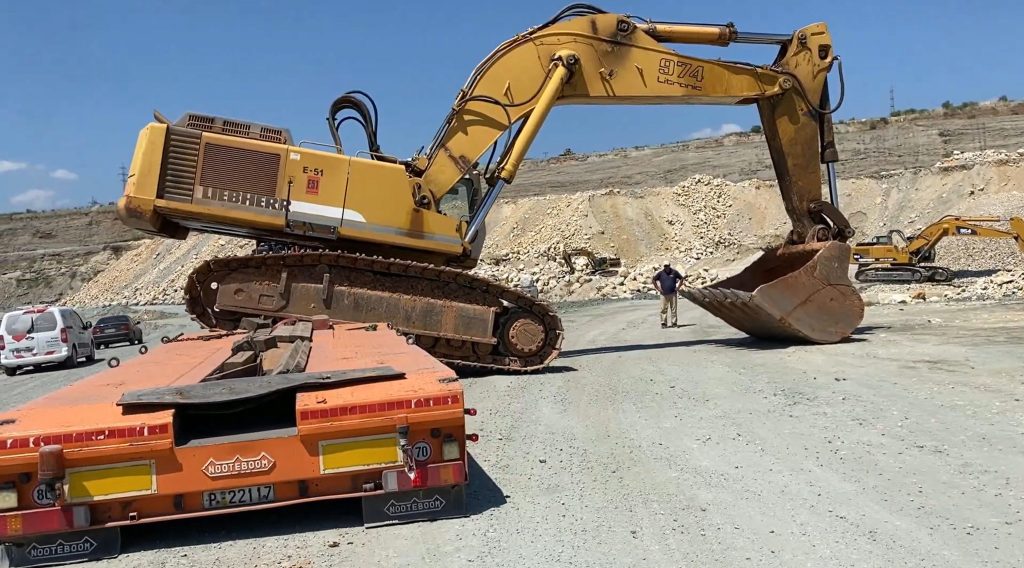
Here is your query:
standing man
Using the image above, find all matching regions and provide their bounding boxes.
[652,262,684,328]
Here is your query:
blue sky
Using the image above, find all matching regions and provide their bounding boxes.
[1,1,1021,212]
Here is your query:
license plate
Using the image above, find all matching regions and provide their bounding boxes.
[202,484,275,509]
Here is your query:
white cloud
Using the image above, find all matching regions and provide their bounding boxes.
[0,160,28,173]
[9,189,56,210]
[50,168,79,181]
[688,123,743,140]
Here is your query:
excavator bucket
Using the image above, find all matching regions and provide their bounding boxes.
[680,241,864,344]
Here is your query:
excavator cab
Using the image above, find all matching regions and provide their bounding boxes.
[437,171,488,260]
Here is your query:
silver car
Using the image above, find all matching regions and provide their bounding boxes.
[0,306,97,376]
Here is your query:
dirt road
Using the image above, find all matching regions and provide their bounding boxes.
[0,306,200,411]
[3,300,1022,567]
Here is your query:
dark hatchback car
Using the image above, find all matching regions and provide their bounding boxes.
[91,315,143,348]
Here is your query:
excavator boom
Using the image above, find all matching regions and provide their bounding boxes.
[117,5,866,371]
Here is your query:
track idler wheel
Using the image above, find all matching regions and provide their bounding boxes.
[929,268,951,282]
[499,311,547,358]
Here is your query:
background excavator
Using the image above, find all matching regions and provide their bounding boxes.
[851,215,1024,283]
[116,4,865,372]
[556,248,623,277]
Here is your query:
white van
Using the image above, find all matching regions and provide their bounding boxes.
[0,306,96,377]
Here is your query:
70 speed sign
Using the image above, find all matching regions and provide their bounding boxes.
[412,441,432,462]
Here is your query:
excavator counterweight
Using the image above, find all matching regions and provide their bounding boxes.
[117,4,865,371]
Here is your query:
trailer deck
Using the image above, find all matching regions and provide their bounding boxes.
[0,321,472,566]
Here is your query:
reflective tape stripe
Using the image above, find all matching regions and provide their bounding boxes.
[65,460,156,503]
[299,394,461,422]
[319,435,402,474]
[343,220,463,246]
[288,201,365,222]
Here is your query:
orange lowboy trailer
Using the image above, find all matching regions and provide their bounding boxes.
[0,321,474,566]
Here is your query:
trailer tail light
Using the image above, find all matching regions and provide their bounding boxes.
[411,466,427,489]
[381,461,465,492]
[59,328,68,344]
[464,408,477,416]
[0,506,90,538]
[466,433,479,443]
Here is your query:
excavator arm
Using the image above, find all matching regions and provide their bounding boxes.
[406,6,851,247]
[905,216,1024,257]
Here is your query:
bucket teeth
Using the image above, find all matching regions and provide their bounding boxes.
[680,241,864,344]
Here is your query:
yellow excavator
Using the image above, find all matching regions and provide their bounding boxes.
[116,4,864,372]
[558,248,622,277]
[851,215,1024,283]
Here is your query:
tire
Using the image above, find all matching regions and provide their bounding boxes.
[63,346,79,369]
[3,367,15,377]
[85,342,97,362]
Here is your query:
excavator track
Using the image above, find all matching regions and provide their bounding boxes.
[183,252,564,373]
[854,265,953,283]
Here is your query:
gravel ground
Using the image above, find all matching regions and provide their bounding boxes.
[1,301,1022,567]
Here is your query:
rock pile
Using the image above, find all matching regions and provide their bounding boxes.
[862,267,1024,305]
[472,174,752,301]
[934,149,1024,170]
[61,165,1024,308]
[65,235,251,307]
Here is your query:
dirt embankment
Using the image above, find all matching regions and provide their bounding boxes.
[0,207,146,310]
[508,105,1024,199]
[10,103,1024,309]
[63,151,1024,308]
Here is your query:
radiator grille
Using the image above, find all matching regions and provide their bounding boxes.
[180,113,291,145]
[199,143,281,197]
[157,127,201,203]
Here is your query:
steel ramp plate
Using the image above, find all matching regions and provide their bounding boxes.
[117,367,404,407]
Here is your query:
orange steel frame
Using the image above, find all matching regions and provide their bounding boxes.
[0,322,469,539]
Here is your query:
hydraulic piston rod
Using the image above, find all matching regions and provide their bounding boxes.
[464,54,575,245]
[640,21,792,46]
[826,162,839,207]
